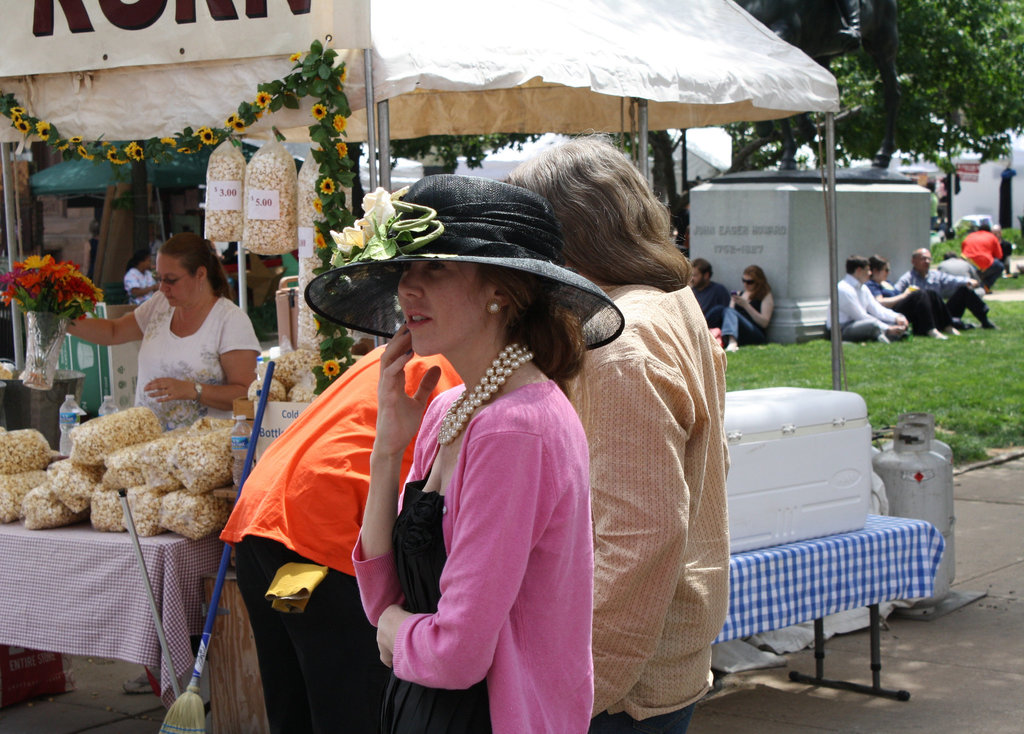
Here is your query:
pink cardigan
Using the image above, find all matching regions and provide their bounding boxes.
[354,381,594,733]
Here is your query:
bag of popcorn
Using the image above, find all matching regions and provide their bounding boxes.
[125,485,168,537]
[90,489,126,532]
[48,460,104,514]
[205,140,246,242]
[69,407,162,467]
[159,490,232,540]
[243,139,298,254]
[0,470,49,523]
[168,427,232,494]
[0,429,52,474]
[23,483,88,530]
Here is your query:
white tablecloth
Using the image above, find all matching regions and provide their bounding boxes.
[0,521,221,707]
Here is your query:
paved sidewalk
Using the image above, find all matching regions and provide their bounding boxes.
[691,455,1024,734]
[0,457,1021,733]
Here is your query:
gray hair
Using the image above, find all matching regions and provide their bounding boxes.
[507,135,691,292]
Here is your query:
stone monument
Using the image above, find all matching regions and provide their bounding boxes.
[689,168,929,343]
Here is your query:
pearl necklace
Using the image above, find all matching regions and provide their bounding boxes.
[438,343,534,446]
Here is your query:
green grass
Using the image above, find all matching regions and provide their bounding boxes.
[724,300,1024,465]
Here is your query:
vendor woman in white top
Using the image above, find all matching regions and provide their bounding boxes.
[70,232,260,430]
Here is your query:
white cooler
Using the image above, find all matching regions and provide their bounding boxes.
[724,387,872,553]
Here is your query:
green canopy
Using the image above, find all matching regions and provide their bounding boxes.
[30,147,213,197]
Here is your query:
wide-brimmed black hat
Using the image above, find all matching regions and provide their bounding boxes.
[305,175,624,348]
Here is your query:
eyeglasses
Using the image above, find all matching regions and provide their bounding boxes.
[741,278,755,284]
[153,274,182,286]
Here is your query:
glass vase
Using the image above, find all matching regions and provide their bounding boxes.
[22,311,70,391]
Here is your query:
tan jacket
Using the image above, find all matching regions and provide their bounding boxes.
[573,284,730,720]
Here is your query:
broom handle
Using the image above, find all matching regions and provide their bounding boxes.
[186,360,276,690]
[119,488,182,699]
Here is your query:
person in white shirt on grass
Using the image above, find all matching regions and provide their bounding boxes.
[827,255,908,343]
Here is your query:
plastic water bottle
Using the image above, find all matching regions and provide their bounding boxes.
[230,414,252,489]
[254,355,267,397]
[58,394,82,456]
[98,394,119,417]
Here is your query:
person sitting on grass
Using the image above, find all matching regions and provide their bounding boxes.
[894,248,997,330]
[961,221,1005,290]
[827,255,907,343]
[704,265,773,352]
[867,254,957,339]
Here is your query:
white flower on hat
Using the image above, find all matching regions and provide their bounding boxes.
[331,225,366,258]
[362,187,396,230]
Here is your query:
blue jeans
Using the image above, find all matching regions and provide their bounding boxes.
[704,305,766,345]
[590,704,696,734]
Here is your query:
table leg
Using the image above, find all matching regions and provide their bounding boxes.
[788,604,911,701]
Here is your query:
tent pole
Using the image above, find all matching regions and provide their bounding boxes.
[377,100,392,191]
[638,99,650,182]
[363,49,378,191]
[2,142,25,369]
[237,243,248,314]
[825,112,843,391]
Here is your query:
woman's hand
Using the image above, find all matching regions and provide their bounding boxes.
[377,604,413,668]
[144,377,196,403]
[373,327,441,459]
[732,292,751,310]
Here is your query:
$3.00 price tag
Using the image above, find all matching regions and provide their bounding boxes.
[206,181,242,211]
[247,189,281,220]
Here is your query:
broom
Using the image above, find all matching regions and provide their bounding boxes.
[119,488,181,700]
[159,360,275,734]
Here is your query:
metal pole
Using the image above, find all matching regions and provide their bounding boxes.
[377,100,391,191]
[825,112,843,391]
[2,143,25,369]
[237,243,248,314]
[637,99,650,182]
[363,49,378,191]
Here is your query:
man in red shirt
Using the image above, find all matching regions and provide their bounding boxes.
[961,222,1005,290]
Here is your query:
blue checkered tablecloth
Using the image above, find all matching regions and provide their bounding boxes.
[716,515,945,643]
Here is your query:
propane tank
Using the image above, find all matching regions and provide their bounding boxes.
[880,412,952,463]
[872,421,954,610]
[898,412,952,463]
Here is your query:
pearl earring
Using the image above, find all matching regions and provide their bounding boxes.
[486,300,501,314]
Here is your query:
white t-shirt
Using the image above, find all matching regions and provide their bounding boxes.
[123,268,156,305]
[133,292,260,430]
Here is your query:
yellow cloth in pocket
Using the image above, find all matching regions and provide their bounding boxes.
[265,563,328,613]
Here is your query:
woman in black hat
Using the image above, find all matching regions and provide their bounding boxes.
[306,175,623,734]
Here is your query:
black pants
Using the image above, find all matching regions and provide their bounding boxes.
[944,285,990,325]
[893,289,953,335]
[235,536,388,734]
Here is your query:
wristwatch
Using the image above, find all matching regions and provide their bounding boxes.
[194,382,204,401]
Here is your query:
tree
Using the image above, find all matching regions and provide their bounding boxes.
[726,0,1024,173]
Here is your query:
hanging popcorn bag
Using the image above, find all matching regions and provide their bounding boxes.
[296,153,326,350]
[204,140,246,242]
[243,139,298,255]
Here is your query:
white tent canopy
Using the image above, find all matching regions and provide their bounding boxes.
[1,0,837,145]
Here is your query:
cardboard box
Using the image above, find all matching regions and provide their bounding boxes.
[58,304,139,415]
[253,401,310,461]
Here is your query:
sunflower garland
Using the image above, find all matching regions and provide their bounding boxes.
[0,38,358,393]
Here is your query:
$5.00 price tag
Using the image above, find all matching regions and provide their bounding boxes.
[298,227,314,258]
[247,189,281,220]
[206,180,242,211]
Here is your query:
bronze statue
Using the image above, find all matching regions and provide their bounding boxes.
[734,0,899,169]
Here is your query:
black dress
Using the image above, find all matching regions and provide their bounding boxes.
[379,480,492,734]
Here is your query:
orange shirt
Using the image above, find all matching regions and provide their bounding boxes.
[220,347,461,575]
